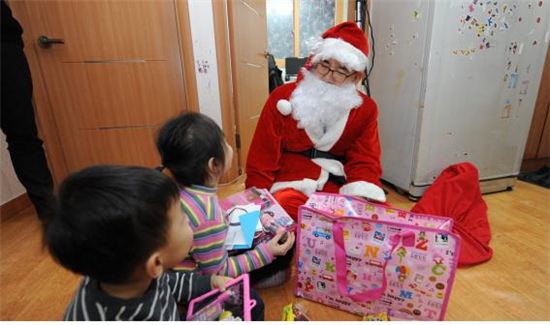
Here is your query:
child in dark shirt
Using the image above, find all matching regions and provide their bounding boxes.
[44,165,232,320]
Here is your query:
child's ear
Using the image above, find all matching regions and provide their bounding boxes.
[145,252,164,279]
[207,157,220,174]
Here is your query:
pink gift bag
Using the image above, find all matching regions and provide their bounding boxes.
[295,193,461,321]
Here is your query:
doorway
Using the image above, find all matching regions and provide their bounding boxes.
[10,0,196,183]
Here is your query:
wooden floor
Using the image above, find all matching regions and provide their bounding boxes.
[1,180,549,320]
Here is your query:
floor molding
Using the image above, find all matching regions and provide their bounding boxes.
[0,193,32,222]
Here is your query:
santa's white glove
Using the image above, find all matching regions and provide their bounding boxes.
[270,178,318,197]
[340,181,386,202]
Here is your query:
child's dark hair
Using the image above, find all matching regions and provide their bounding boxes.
[44,165,180,284]
[156,112,225,187]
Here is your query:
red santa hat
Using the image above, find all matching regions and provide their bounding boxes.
[311,21,369,73]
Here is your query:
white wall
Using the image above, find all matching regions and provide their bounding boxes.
[1,133,25,205]
[187,0,223,127]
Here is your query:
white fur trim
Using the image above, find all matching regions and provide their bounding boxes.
[304,111,350,151]
[311,38,368,72]
[311,158,346,191]
[271,159,347,194]
[315,169,330,191]
[270,178,318,197]
[276,99,292,116]
[312,158,345,177]
[339,181,386,202]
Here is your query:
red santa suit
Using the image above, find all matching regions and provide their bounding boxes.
[246,22,385,220]
[245,22,493,267]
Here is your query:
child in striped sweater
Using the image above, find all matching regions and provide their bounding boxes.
[156,112,295,317]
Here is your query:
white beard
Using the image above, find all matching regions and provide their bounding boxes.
[289,69,362,140]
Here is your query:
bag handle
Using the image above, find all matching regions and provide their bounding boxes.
[333,221,414,302]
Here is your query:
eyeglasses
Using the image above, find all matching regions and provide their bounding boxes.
[315,61,355,83]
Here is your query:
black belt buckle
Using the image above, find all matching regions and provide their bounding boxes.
[309,148,317,159]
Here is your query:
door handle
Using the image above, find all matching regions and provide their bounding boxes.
[37,35,65,48]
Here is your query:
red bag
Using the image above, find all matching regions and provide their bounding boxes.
[411,162,493,266]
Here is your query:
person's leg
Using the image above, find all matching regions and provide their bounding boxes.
[248,289,265,321]
[1,43,54,220]
[249,246,294,288]
[272,188,308,221]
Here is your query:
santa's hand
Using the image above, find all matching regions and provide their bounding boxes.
[267,230,295,256]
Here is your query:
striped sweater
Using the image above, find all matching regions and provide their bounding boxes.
[63,271,211,321]
[177,185,275,277]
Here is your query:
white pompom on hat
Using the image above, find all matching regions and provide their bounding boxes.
[276,99,292,116]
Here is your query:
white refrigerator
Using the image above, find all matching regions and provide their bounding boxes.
[370,0,549,198]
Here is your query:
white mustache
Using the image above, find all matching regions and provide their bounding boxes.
[289,69,362,138]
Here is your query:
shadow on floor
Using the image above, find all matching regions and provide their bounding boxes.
[519,165,550,189]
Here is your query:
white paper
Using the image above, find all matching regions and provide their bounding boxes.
[223,203,261,250]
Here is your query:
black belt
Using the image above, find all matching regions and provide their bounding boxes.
[328,174,346,186]
[289,149,347,186]
[296,148,345,163]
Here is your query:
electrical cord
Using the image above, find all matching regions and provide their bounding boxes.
[356,0,375,97]
[366,1,375,77]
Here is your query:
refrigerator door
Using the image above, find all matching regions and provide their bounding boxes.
[371,0,434,191]
[413,0,549,187]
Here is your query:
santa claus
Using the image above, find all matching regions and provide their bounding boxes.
[246,22,385,220]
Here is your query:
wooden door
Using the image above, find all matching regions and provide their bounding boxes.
[11,1,188,178]
[522,46,550,171]
[227,0,269,173]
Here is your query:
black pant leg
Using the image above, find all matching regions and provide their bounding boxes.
[1,42,54,219]
[249,288,265,321]
[249,246,294,285]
